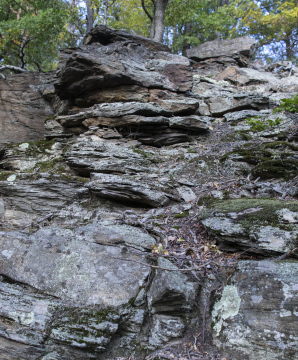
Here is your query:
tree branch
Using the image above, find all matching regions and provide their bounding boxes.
[141,0,153,21]
[0,65,27,73]
[108,255,210,272]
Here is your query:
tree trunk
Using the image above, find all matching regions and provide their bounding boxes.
[182,23,191,57]
[142,0,168,43]
[285,37,294,60]
[151,0,168,42]
[86,0,94,33]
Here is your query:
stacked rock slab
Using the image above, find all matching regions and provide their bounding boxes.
[0,26,298,360]
[47,24,209,147]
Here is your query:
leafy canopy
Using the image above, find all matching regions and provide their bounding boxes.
[0,0,80,71]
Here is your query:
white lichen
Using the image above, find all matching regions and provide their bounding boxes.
[212,285,241,336]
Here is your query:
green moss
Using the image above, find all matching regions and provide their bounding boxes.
[186,147,197,153]
[2,139,59,157]
[221,141,298,180]
[44,115,58,123]
[0,171,15,181]
[133,148,150,158]
[173,211,189,218]
[200,198,298,229]
[220,149,272,164]
[263,141,298,151]
[251,159,298,180]
[34,157,63,172]
[132,148,161,164]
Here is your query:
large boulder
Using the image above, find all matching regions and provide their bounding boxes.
[0,223,153,357]
[187,37,256,66]
[55,42,192,101]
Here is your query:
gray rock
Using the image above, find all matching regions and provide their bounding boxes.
[0,224,151,353]
[224,109,267,122]
[0,174,89,228]
[200,199,298,256]
[83,24,171,53]
[149,89,199,115]
[177,186,197,202]
[209,93,269,116]
[169,115,211,132]
[148,315,185,349]
[57,102,172,128]
[77,222,156,251]
[147,258,198,313]
[64,140,152,176]
[187,36,256,62]
[212,260,298,360]
[82,114,170,128]
[87,173,178,207]
[75,85,150,107]
[55,40,192,101]
[0,198,4,221]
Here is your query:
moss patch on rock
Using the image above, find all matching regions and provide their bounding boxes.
[221,141,298,180]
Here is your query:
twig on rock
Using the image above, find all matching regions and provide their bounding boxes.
[108,255,211,272]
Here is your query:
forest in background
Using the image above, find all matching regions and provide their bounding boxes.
[0,0,298,72]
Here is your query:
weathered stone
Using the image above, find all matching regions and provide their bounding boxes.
[87,173,179,207]
[146,53,192,92]
[200,199,298,256]
[0,73,53,148]
[209,93,269,116]
[212,260,298,360]
[55,40,191,101]
[147,258,198,313]
[169,115,211,132]
[75,85,150,107]
[57,102,172,128]
[64,140,152,176]
[222,140,298,180]
[0,139,65,171]
[77,222,156,251]
[224,109,268,123]
[187,37,256,62]
[0,173,89,228]
[83,24,170,53]
[215,66,281,87]
[82,114,169,128]
[148,315,185,349]
[0,223,152,354]
[177,186,197,202]
[138,131,191,147]
[149,89,199,115]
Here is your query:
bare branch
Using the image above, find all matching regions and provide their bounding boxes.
[0,65,27,73]
[141,0,153,21]
[109,255,210,272]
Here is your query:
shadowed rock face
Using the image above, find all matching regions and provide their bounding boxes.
[83,24,171,53]
[0,72,53,148]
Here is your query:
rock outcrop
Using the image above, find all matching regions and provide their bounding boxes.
[0,26,298,360]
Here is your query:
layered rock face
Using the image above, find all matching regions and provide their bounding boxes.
[0,26,298,360]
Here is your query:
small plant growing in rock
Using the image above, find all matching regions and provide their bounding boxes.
[246,116,282,131]
[273,93,298,113]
